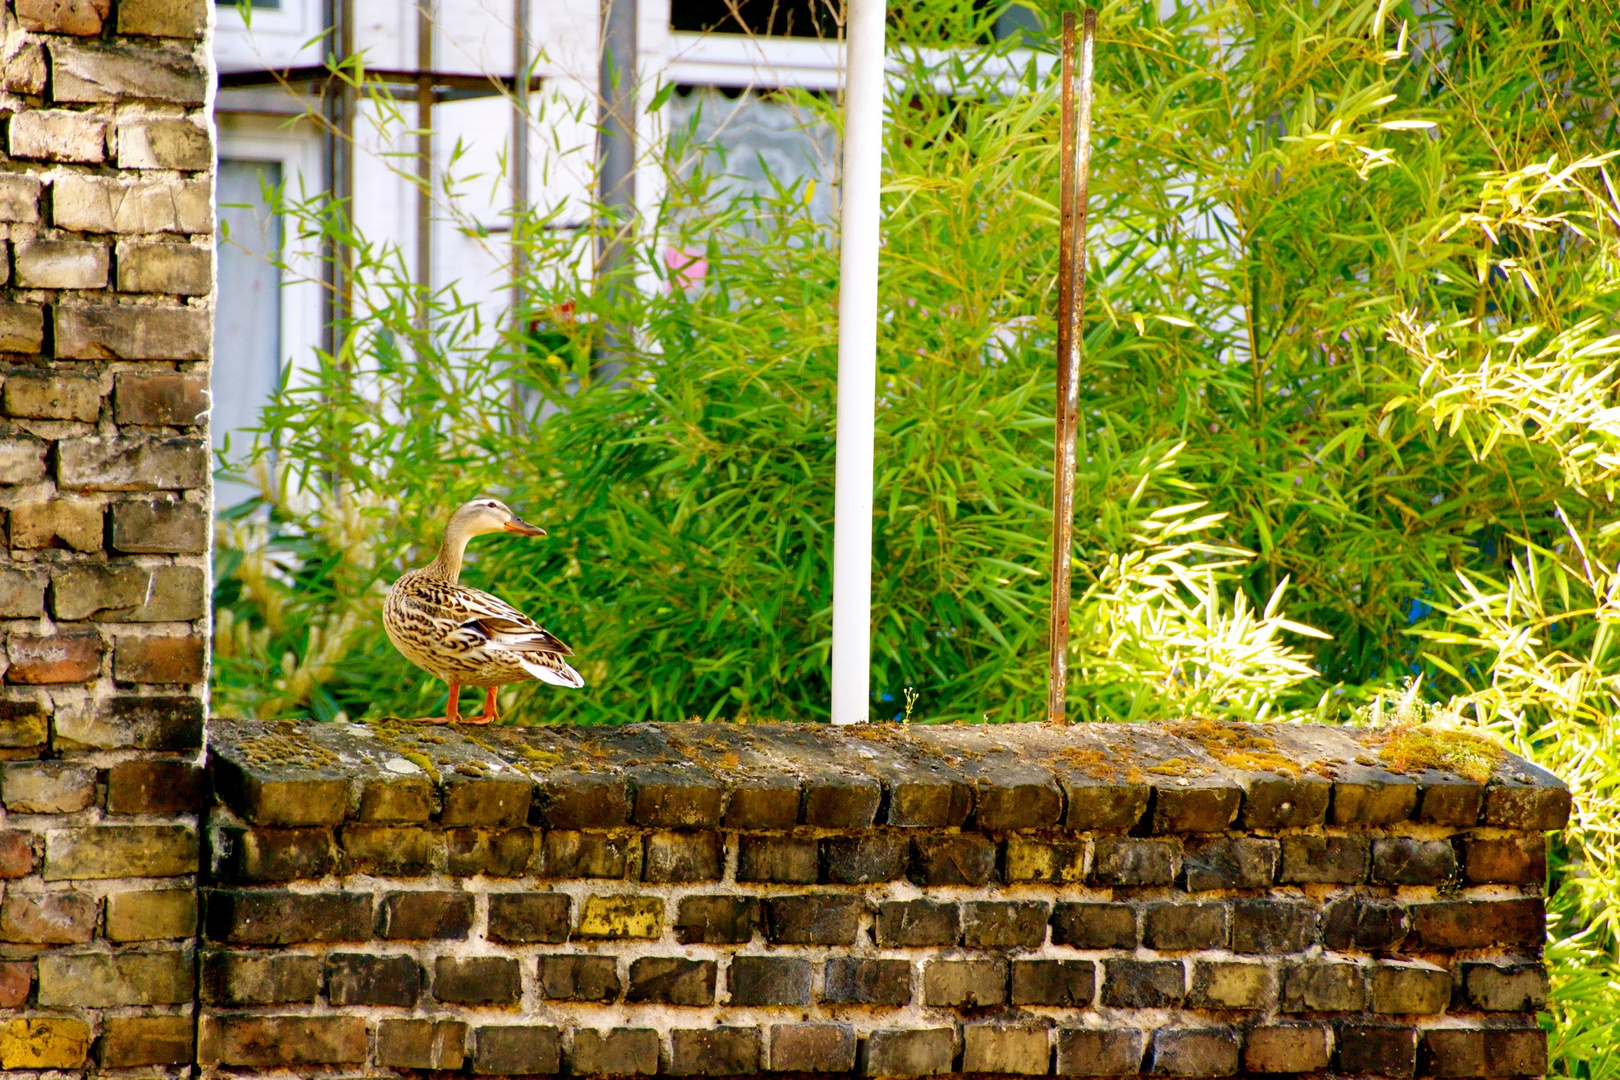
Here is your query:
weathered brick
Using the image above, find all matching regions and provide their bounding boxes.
[8,499,103,550]
[15,238,108,289]
[1331,773,1419,825]
[578,894,663,938]
[100,1015,191,1067]
[59,693,203,749]
[628,956,716,1005]
[1484,782,1571,831]
[1371,960,1450,1014]
[770,1023,856,1073]
[379,889,474,939]
[1279,834,1370,883]
[911,832,996,885]
[114,633,205,683]
[117,0,206,36]
[0,436,46,480]
[1461,961,1548,1011]
[573,1028,659,1075]
[1010,959,1095,1006]
[4,374,101,421]
[0,889,96,943]
[0,177,43,223]
[8,110,105,163]
[444,826,527,873]
[58,438,208,492]
[541,829,634,878]
[487,891,569,943]
[539,954,620,1001]
[824,957,911,1005]
[737,835,817,883]
[1091,836,1178,885]
[53,564,202,621]
[1422,1028,1547,1078]
[1051,901,1137,949]
[1188,959,1270,1009]
[1151,1028,1240,1076]
[1152,783,1242,833]
[1245,1024,1331,1073]
[199,1016,368,1067]
[0,829,37,878]
[56,304,210,361]
[2,761,96,812]
[378,1019,467,1071]
[1409,898,1544,949]
[630,767,724,827]
[50,41,207,104]
[1055,1029,1145,1077]
[1060,776,1150,830]
[44,823,194,879]
[1232,898,1318,954]
[670,1027,759,1076]
[643,829,722,882]
[327,951,422,1006]
[1372,836,1457,884]
[1281,959,1366,1013]
[37,947,192,1005]
[1463,835,1546,884]
[876,898,960,947]
[1004,835,1086,883]
[116,239,211,295]
[1143,900,1228,951]
[0,569,47,617]
[963,899,1049,948]
[1103,959,1185,1008]
[675,894,758,944]
[0,45,43,94]
[358,774,434,822]
[113,373,209,428]
[963,1024,1049,1075]
[105,887,195,939]
[974,771,1062,829]
[204,888,372,944]
[533,772,630,828]
[1241,773,1332,828]
[923,958,1006,1006]
[0,961,30,1007]
[822,832,908,883]
[1418,781,1484,826]
[472,1025,562,1075]
[728,955,811,1006]
[441,774,532,826]
[1180,836,1276,891]
[1321,894,1408,950]
[886,771,973,828]
[6,630,103,683]
[225,820,341,879]
[341,824,441,875]
[723,775,799,828]
[0,1017,91,1069]
[17,0,108,34]
[200,950,320,1004]
[434,955,522,1005]
[764,894,861,945]
[0,307,44,353]
[803,771,881,827]
[862,1028,953,1077]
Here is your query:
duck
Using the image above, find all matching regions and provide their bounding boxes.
[384,498,583,724]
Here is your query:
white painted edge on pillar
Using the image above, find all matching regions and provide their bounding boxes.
[829,0,886,726]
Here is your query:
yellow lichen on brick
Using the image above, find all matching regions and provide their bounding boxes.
[1372,723,1504,783]
[577,895,663,938]
[0,1018,91,1069]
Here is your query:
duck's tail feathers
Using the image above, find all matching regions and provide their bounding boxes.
[520,653,585,689]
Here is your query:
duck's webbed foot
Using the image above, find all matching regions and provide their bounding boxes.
[462,686,500,726]
[408,681,463,724]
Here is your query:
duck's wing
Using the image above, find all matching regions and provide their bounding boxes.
[398,580,574,657]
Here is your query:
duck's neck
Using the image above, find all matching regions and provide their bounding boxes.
[425,521,472,584]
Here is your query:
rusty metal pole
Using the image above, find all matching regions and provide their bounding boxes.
[1047,9,1096,723]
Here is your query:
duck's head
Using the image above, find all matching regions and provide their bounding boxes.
[449,498,546,539]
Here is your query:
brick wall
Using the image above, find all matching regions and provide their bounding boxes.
[0,0,212,1068]
[192,719,1567,1079]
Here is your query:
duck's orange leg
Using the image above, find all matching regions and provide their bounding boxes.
[463,687,499,726]
[413,681,462,724]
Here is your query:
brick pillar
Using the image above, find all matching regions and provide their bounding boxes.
[0,0,212,1070]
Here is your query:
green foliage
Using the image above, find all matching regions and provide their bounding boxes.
[213,2,1620,1070]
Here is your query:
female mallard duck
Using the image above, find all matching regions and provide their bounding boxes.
[385,498,583,724]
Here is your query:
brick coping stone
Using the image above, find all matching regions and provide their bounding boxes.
[184,718,1570,1079]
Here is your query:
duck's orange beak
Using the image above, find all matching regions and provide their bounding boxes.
[504,518,546,537]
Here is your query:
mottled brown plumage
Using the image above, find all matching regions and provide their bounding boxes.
[384,498,582,724]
